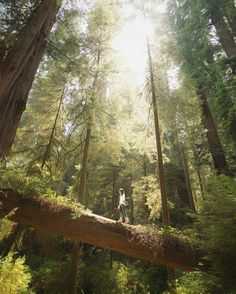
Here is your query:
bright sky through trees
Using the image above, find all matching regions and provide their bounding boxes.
[111,2,179,90]
[111,3,156,86]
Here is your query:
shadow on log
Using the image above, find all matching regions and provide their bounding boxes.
[0,190,204,271]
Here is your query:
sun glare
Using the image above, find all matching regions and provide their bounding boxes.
[111,4,155,86]
[111,2,179,92]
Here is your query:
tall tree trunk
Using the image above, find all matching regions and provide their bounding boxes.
[41,83,66,169]
[111,169,116,210]
[147,39,170,226]
[197,84,230,175]
[0,0,60,157]
[170,130,194,209]
[210,6,236,72]
[143,153,147,176]
[78,125,91,204]
[129,196,135,225]
[69,125,91,294]
[110,169,116,268]
[196,168,204,199]
[179,143,195,211]
[205,51,236,145]
[68,241,81,294]
[147,38,175,285]
[109,251,113,269]
[0,40,6,64]
[183,121,205,200]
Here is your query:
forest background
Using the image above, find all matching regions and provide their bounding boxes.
[0,0,236,293]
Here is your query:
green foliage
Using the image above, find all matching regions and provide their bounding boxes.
[132,175,162,224]
[0,219,13,240]
[78,256,118,294]
[0,167,84,218]
[0,0,38,51]
[174,272,218,294]
[115,261,167,294]
[167,0,236,157]
[78,255,167,294]
[115,262,150,294]
[32,259,69,294]
[1,0,236,292]
[0,253,33,294]
[0,167,52,197]
[195,175,236,290]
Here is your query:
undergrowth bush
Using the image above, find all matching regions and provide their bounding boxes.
[0,253,33,294]
[195,175,236,290]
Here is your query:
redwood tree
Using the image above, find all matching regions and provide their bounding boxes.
[0,0,60,158]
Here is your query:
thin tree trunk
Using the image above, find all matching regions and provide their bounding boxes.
[147,39,170,226]
[129,196,135,225]
[69,125,91,294]
[0,40,6,63]
[183,122,205,199]
[68,241,80,294]
[109,251,113,269]
[78,125,91,204]
[179,143,195,211]
[147,37,175,286]
[41,83,66,169]
[0,0,60,157]
[112,170,116,210]
[197,84,230,175]
[143,153,147,176]
[196,168,204,199]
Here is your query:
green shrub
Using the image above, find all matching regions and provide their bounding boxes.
[0,253,33,294]
[195,175,236,291]
[175,272,218,294]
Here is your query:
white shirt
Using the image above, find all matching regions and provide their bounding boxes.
[119,193,126,206]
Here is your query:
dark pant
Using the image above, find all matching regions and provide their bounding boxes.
[119,204,125,223]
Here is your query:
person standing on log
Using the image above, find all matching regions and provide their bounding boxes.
[118,188,126,223]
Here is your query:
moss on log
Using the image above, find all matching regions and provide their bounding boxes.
[0,190,204,271]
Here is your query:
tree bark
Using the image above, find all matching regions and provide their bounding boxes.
[197,85,230,175]
[179,143,195,211]
[68,241,81,294]
[210,6,236,72]
[143,153,147,176]
[147,38,170,227]
[69,125,91,294]
[196,168,204,199]
[112,169,116,210]
[0,189,205,271]
[147,36,175,285]
[0,0,60,157]
[78,125,91,204]
[41,83,66,169]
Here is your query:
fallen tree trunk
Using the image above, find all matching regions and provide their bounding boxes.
[0,190,204,271]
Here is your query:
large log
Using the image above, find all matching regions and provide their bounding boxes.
[0,190,203,271]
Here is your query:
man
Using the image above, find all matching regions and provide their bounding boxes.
[118,188,126,223]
